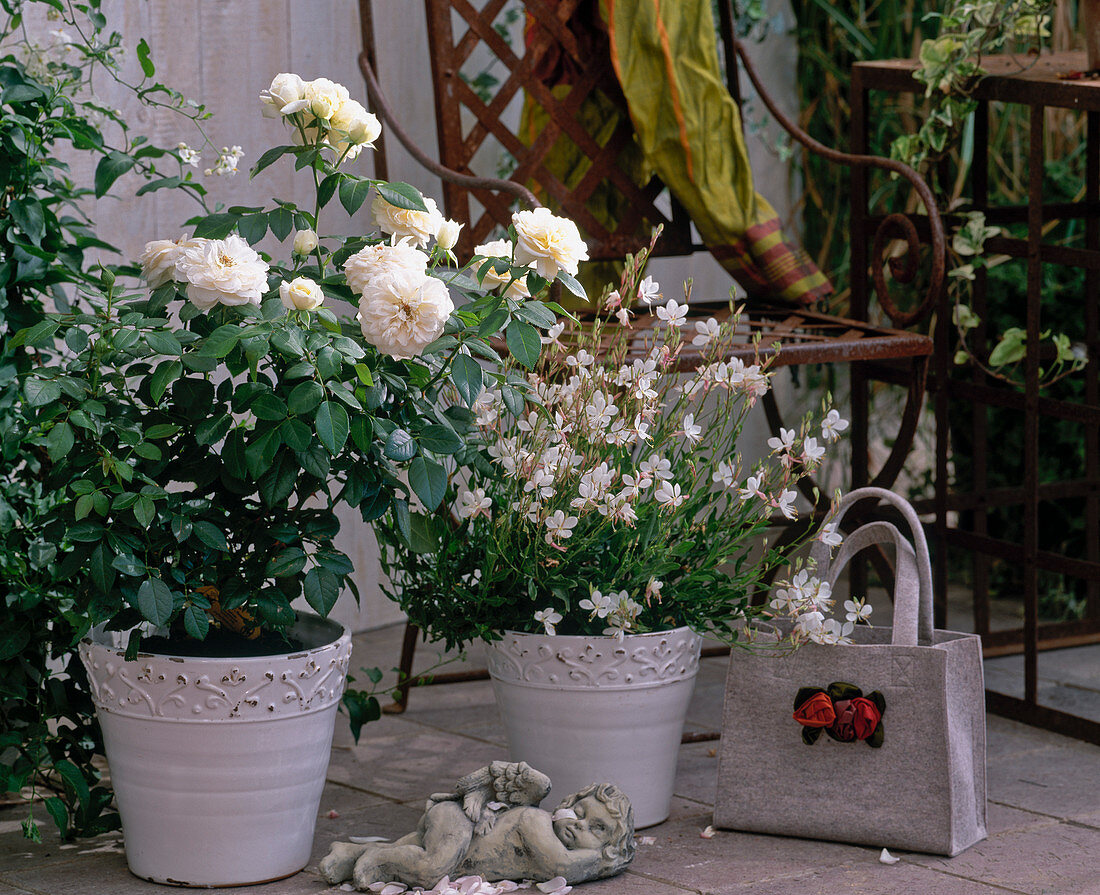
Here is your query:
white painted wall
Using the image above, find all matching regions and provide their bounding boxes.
[44,0,802,633]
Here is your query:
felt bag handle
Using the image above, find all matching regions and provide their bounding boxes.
[808,486,934,647]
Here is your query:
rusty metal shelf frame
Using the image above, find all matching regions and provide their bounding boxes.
[852,51,1100,745]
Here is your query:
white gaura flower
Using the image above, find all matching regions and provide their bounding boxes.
[511,206,589,278]
[304,77,350,120]
[738,474,767,503]
[371,193,444,249]
[810,618,854,645]
[792,609,825,640]
[654,480,684,509]
[457,488,492,520]
[656,298,688,328]
[844,598,873,624]
[637,276,662,305]
[579,589,613,619]
[712,460,736,489]
[776,488,798,520]
[821,408,850,442]
[681,413,703,445]
[566,349,595,370]
[260,72,307,118]
[541,321,565,347]
[645,577,664,602]
[279,276,325,311]
[818,522,843,547]
[802,436,826,464]
[615,307,632,327]
[584,391,618,432]
[475,239,532,298]
[740,365,770,401]
[357,270,454,359]
[343,240,430,296]
[544,509,578,545]
[767,427,796,454]
[175,235,269,311]
[534,608,563,636]
[692,317,720,347]
[640,454,673,481]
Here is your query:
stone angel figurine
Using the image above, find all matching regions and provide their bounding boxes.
[319,762,635,891]
[426,760,552,836]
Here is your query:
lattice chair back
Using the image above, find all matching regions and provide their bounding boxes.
[422,0,701,262]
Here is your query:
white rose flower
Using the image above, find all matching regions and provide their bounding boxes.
[343,240,430,296]
[370,193,444,249]
[329,98,381,146]
[475,238,531,298]
[435,218,464,251]
[279,276,325,311]
[260,72,307,118]
[292,228,319,256]
[357,270,454,359]
[138,237,187,288]
[304,77,349,121]
[511,206,589,278]
[175,235,270,311]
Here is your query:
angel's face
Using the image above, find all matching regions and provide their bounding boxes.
[552,796,615,851]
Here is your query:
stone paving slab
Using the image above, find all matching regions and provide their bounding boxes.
[6,623,1100,894]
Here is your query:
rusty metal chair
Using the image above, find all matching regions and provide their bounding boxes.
[357,0,945,714]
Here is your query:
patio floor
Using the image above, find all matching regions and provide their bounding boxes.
[5,622,1100,895]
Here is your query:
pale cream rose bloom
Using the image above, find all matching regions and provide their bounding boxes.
[435,219,464,251]
[138,238,183,288]
[511,206,589,278]
[343,240,429,296]
[475,238,531,298]
[139,235,205,288]
[370,193,444,249]
[304,77,349,120]
[329,98,381,146]
[292,229,319,256]
[175,235,270,311]
[357,270,453,359]
[259,72,307,118]
[279,276,325,311]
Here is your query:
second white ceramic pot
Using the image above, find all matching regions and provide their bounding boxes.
[486,626,702,828]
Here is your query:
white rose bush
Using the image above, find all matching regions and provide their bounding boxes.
[19,71,580,673]
[377,250,850,651]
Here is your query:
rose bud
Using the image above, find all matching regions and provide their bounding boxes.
[293,229,319,256]
[792,691,836,728]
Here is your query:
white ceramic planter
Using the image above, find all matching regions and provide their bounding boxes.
[79,613,351,887]
[486,627,702,829]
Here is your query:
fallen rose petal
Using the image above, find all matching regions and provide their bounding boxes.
[380,884,408,895]
[536,878,571,895]
[551,808,577,821]
[700,825,717,839]
[637,836,657,845]
[326,809,340,819]
[879,848,900,865]
[487,801,509,811]
[350,835,391,843]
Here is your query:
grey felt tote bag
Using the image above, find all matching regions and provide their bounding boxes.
[713,487,987,856]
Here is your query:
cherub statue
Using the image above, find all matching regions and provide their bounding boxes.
[426,760,552,836]
[319,763,635,891]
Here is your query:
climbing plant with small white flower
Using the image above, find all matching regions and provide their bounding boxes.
[376,246,850,649]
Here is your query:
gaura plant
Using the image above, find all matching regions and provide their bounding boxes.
[16,70,583,658]
[377,249,853,651]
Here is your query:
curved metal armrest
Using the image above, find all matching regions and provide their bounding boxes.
[357,51,540,211]
[735,42,945,328]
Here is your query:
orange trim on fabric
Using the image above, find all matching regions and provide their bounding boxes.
[606,0,623,86]
[651,0,694,183]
